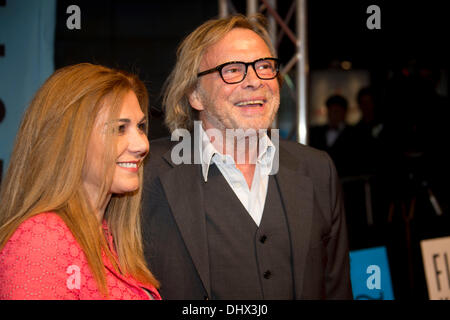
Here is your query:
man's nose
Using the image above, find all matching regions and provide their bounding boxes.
[241,65,263,88]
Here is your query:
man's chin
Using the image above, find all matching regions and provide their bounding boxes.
[229,120,275,132]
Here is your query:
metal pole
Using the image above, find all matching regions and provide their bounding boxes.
[219,0,228,18]
[296,0,309,145]
[266,0,278,128]
[262,0,297,45]
[246,0,258,15]
[267,0,277,45]
[276,1,296,50]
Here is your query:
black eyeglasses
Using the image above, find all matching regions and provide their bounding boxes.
[197,57,280,84]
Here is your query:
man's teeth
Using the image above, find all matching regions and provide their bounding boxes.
[117,162,137,168]
[235,100,264,106]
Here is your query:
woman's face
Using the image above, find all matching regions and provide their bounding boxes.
[83,90,149,199]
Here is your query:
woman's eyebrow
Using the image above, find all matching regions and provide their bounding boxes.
[106,118,130,124]
[107,116,146,124]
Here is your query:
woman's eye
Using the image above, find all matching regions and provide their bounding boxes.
[138,122,147,132]
[117,124,126,134]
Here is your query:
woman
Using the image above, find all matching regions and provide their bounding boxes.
[0,63,161,300]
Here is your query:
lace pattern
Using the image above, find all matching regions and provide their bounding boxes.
[0,212,161,300]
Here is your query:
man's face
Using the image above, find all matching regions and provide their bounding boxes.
[190,28,280,132]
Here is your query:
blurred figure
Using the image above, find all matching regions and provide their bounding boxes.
[311,93,385,250]
[382,63,448,209]
[0,63,161,300]
[379,62,449,300]
[355,87,384,142]
[352,86,387,176]
[310,94,357,177]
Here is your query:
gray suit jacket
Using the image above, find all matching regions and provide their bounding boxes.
[142,137,352,299]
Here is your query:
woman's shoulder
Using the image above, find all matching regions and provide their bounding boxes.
[15,211,68,229]
[7,212,77,244]
[0,212,83,299]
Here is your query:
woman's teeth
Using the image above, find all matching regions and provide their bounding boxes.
[117,162,137,168]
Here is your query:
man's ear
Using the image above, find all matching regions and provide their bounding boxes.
[188,88,205,111]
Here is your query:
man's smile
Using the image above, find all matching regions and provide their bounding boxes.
[234,99,266,107]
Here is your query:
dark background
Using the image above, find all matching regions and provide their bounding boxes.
[55,0,449,136]
[53,0,449,300]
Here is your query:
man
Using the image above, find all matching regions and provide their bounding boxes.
[142,14,352,300]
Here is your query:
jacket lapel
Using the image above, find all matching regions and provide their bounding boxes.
[275,144,313,299]
[159,150,211,297]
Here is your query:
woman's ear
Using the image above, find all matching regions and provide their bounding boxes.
[188,88,205,112]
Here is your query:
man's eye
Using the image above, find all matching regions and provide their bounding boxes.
[223,64,243,74]
[258,63,272,70]
[224,68,240,74]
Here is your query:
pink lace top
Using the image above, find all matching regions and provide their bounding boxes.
[0,212,161,300]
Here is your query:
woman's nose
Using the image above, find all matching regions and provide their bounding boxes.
[128,129,149,157]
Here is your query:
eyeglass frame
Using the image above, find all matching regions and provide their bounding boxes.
[196,57,280,84]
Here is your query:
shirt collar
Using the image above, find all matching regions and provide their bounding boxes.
[199,125,218,182]
[198,125,276,182]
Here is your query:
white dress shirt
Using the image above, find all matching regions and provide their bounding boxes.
[198,126,276,226]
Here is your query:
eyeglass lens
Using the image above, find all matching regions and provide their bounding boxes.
[221,59,277,83]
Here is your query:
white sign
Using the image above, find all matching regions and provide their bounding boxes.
[421,236,450,300]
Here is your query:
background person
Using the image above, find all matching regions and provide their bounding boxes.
[309,94,359,177]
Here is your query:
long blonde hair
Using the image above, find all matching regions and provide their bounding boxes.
[0,63,159,297]
[163,13,277,133]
